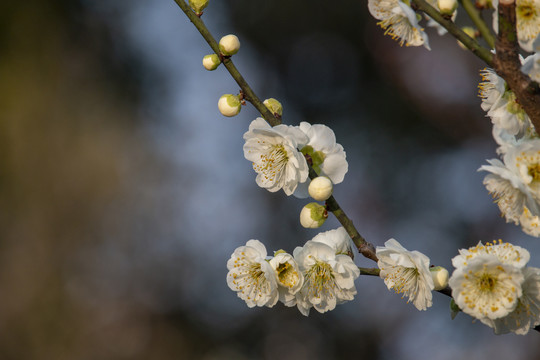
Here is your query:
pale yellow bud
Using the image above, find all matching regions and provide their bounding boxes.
[308,176,333,201]
[438,0,457,14]
[219,34,241,56]
[263,98,283,118]
[189,0,209,15]
[458,27,476,50]
[300,202,327,228]
[218,94,241,117]
[430,266,449,291]
[202,54,221,71]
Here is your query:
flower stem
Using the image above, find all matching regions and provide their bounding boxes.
[411,0,494,66]
[172,0,281,127]
[458,0,496,49]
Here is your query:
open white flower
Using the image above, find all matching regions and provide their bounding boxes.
[226,240,279,308]
[449,254,525,320]
[269,251,304,306]
[492,0,540,52]
[293,122,348,198]
[480,267,540,335]
[522,36,540,82]
[293,240,360,316]
[451,240,530,270]
[368,0,430,49]
[479,140,540,235]
[311,227,354,257]
[376,239,434,311]
[243,118,309,196]
[479,68,532,138]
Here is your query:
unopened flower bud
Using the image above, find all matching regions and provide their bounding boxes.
[438,0,457,14]
[202,54,221,71]
[430,266,449,291]
[218,94,241,117]
[219,34,240,56]
[308,176,333,201]
[263,98,283,118]
[300,202,327,228]
[189,0,209,15]
[458,27,476,50]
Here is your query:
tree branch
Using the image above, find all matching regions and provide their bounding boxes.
[411,0,494,65]
[492,0,540,132]
[172,0,281,127]
[458,0,496,49]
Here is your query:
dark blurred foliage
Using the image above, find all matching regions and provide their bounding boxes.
[1,0,540,359]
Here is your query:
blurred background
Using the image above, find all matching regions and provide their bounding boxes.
[1,0,540,359]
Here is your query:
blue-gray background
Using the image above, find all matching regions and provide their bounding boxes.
[1,0,540,358]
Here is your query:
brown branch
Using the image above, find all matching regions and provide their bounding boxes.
[492,0,540,132]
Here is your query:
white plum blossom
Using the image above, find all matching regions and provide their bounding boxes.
[293,122,348,198]
[425,0,457,35]
[227,240,279,308]
[479,68,532,140]
[449,254,525,320]
[376,239,434,311]
[368,0,430,49]
[522,35,540,82]
[480,267,540,335]
[243,118,309,196]
[479,140,540,235]
[520,206,540,237]
[451,240,531,270]
[269,251,304,306]
[293,239,360,316]
[492,0,540,52]
[311,227,354,257]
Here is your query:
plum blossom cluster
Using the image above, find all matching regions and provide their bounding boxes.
[226,228,360,316]
[449,240,540,335]
[478,36,540,237]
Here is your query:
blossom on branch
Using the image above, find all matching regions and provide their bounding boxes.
[479,266,540,335]
[294,122,348,198]
[449,241,540,334]
[226,240,279,308]
[368,0,430,50]
[492,0,540,52]
[376,239,434,311]
[243,118,309,195]
[293,237,360,316]
[269,251,304,306]
[479,140,540,236]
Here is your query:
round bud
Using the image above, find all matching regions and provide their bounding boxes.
[263,98,283,118]
[308,176,333,201]
[430,266,449,291]
[458,27,476,50]
[437,0,457,14]
[202,54,221,71]
[189,0,209,15]
[219,34,241,56]
[300,202,327,229]
[218,94,241,117]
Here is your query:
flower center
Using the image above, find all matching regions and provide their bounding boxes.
[528,163,540,182]
[276,262,299,288]
[517,1,536,20]
[478,273,496,292]
[254,143,288,182]
[386,266,418,294]
[305,261,335,299]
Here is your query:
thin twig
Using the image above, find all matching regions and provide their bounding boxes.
[172,0,281,126]
[458,0,496,49]
[412,0,494,65]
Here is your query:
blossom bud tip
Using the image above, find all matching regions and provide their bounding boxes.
[300,202,327,228]
[263,98,283,118]
[189,0,209,15]
[430,266,449,291]
[202,54,221,71]
[308,176,333,201]
[218,94,241,117]
[219,34,240,56]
